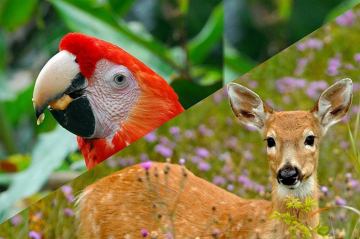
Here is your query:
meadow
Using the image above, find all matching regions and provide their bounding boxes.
[22,8,360,238]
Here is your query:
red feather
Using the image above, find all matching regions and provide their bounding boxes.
[60,33,184,169]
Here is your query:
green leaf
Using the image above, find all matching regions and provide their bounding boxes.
[0,0,38,31]
[224,41,257,85]
[48,0,178,82]
[170,79,222,109]
[0,125,77,223]
[317,226,329,236]
[108,0,135,16]
[188,3,223,65]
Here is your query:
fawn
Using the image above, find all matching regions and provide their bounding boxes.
[76,79,353,238]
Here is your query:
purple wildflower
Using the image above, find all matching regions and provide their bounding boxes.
[165,233,173,238]
[198,162,211,171]
[296,42,307,51]
[340,141,349,149]
[154,144,173,157]
[169,126,180,136]
[52,199,57,206]
[29,231,41,239]
[254,184,265,194]
[198,124,213,136]
[335,9,355,26]
[67,194,75,202]
[212,229,221,236]
[335,197,347,205]
[64,208,74,216]
[348,179,359,189]
[276,77,307,94]
[306,81,328,100]
[10,214,23,226]
[141,161,153,171]
[144,130,157,142]
[141,229,148,237]
[35,212,42,219]
[306,38,323,50]
[195,147,210,158]
[354,53,360,63]
[213,176,227,186]
[227,184,234,191]
[294,58,308,75]
[321,186,328,193]
[326,55,342,76]
[179,158,185,165]
[61,185,73,195]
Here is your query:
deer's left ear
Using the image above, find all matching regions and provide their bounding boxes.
[311,78,353,133]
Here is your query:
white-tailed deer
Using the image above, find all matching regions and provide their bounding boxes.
[76,79,353,238]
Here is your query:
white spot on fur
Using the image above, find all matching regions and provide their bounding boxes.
[277,175,315,200]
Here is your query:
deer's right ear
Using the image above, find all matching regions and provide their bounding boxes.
[311,78,353,133]
[227,83,273,131]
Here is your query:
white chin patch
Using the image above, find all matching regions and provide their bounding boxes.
[277,175,315,200]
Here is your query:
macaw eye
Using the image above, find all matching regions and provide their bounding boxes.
[305,135,316,146]
[114,74,127,85]
[265,137,276,148]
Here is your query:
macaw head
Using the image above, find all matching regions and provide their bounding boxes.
[33,33,184,168]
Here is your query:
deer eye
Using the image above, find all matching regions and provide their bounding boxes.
[265,137,276,148]
[305,135,316,146]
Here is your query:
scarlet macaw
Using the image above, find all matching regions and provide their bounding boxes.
[33,33,184,169]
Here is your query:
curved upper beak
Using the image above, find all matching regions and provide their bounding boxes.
[33,50,81,121]
[33,50,95,138]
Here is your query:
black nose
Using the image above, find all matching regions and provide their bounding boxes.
[277,164,300,186]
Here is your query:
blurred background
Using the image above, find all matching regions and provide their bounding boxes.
[224,0,360,83]
[0,0,360,238]
[0,0,222,226]
[27,6,360,238]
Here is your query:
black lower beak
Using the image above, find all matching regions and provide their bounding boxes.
[50,95,95,138]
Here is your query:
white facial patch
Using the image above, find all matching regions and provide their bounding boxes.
[85,59,141,141]
[277,175,315,200]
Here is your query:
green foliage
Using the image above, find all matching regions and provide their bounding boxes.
[0,0,38,31]
[270,195,329,238]
[188,3,223,65]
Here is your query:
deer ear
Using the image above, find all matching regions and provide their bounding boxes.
[311,78,353,133]
[227,83,273,131]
